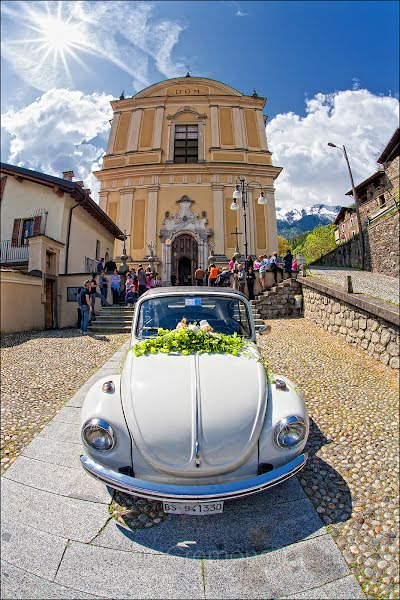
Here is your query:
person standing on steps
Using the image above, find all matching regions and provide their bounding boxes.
[170,272,177,286]
[111,269,121,305]
[284,249,293,278]
[80,280,92,334]
[194,265,205,286]
[271,252,284,285]
[137,267,147,296]
[208,264,219,287]
[246,266,256,300]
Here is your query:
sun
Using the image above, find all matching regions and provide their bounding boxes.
[9,2,94,79]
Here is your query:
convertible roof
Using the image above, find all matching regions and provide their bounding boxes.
[141,286,247,299]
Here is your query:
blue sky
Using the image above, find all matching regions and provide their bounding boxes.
[1,1,399,210]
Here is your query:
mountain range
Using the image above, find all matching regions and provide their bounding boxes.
[276,204,341,239]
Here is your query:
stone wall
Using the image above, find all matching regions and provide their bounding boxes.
[313,209,399,277]
[299,277,399,370]
[256,279,303,319]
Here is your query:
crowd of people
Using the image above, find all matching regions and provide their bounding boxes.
[77,257,162,333]
[77,251,299,332]
[170,249,298,300]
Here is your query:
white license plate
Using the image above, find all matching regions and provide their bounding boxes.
[163,501,224,515]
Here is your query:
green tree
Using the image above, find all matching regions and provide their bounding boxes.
[293,224,336,264]
[277,235,289,256]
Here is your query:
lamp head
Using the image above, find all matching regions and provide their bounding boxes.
[258,191,267,205]
[327,142,337,148]
[230,200,240,211]
[232,185,242,200]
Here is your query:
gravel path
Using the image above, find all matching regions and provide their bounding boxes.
[0,329,129,475]
[258,319,399,600]
[308,267,399,305]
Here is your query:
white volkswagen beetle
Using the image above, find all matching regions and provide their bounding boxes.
[80,287,308,515]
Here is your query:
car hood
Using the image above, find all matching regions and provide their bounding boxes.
[121,347,267,477]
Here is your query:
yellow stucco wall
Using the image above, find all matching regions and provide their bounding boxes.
[0,271,44,333]
[95,77,281,274]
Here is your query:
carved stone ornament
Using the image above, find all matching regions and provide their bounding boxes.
[167,106,207,121]
[162,196,209,232]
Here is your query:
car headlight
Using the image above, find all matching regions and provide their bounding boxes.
[82,419,115,452]
[274,416,306,449]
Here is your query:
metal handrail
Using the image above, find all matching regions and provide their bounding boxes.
[0,240,29,264]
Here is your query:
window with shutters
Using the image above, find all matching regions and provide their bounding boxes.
[11,215,43,246]
[174,125,198,163]
[22,219,34,244]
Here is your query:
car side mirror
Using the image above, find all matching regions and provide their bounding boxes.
[258,324,271,335]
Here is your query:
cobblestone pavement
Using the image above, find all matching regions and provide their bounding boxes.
[308,267,399,305]
[258,319,399,600]
[0,329,129,475]
[1,341,363,600]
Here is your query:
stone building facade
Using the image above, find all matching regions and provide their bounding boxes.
[94,76,282,285]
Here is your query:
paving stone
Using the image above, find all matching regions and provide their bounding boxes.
[0,520,67,580]
[94,492,324,558]
[282,574,365,599]
[1,478,109,543]
[3,456,110,504]
[203,535,350,599]
[37,420,81,444]
[55,541,203,599]
[1,561,104,599]
[52,406,82,424]
[22,437,82,469]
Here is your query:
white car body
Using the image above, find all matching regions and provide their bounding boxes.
[80,287,308,502]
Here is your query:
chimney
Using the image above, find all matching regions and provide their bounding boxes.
[63,170,74,181]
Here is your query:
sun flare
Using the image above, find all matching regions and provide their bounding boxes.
[6,2,93,80]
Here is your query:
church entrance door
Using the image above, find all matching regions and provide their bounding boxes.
[178,257,192,286]
[172,234,198,286]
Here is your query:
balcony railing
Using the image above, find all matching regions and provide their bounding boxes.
[0,240,29,264]
[85,257,97,273]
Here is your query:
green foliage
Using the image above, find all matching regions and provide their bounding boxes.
[130,327,246,357]
[293,224,337,265]
[277,235,289,256]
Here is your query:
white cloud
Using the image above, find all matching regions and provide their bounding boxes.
[267,89,399,211]
[1,88,113,199]
[1,1,186,94]
[236,11,248,17]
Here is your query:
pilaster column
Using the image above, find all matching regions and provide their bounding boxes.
[266,191,278,254]
[210,106,220,147]
[256,110,268,151]
[98,190,108,212]
[116,188,134,258]
[233,107,244,148]
[153,107,164,149]
[146,186,159,251]
[107,113,120,154]
[239,109,247,149]
[211,183,224,254]
[127,109,142,152]
[248,188,257,256]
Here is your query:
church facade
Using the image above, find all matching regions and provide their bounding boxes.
[94,76,282,285]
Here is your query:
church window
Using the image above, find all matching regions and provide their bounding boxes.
[174,125,198,163]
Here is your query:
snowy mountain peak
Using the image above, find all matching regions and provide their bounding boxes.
[276,204,341,224]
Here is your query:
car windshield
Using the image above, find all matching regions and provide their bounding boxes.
[136,295,252,338]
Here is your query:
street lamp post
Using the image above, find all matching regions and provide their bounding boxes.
[328,143,365,268]
[231,177,267,259]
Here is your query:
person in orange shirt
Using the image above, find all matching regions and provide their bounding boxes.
[208,264,219,286]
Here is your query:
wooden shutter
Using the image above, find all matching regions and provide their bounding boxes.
[0,176,7,202]
[11,218,22,246]
[33,215,42,236]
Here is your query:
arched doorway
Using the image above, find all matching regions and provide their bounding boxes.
[172,234,198,286]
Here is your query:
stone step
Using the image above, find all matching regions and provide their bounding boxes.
[93,317,132,325]
[88,324,132,332]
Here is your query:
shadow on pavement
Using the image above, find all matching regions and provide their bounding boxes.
[109,419,352,560]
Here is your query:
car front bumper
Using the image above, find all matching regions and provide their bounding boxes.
[80,453,307,502]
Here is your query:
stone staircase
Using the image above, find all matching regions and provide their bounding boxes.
[88,305,135,333]
[250,278,302,321]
